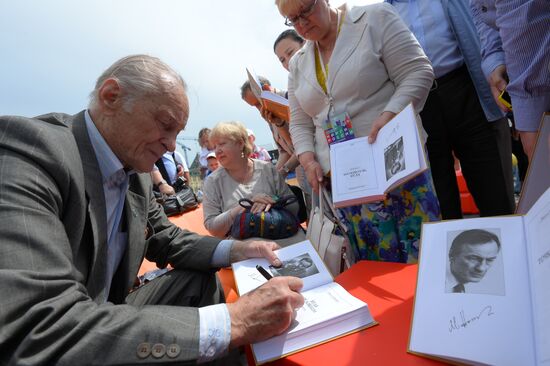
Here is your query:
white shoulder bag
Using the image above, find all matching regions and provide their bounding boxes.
[306,186,355,276]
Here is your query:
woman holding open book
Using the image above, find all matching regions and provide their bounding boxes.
[275,0,441,262]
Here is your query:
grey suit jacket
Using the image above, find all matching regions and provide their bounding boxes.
[0,111,222,365]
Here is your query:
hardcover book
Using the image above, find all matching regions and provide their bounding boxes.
[409,187,550,365]
[232,240,376,365]
[246,67,290,122]
[329,104,427,208]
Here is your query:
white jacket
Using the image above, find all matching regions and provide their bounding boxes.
[288,2,434,173]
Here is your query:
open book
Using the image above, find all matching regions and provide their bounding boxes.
[409,187,550,365]
[232,240,376,365]
[329,104,427,208]
[246,67,290,122]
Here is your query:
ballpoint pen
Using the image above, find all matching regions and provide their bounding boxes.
[256,265,273,280]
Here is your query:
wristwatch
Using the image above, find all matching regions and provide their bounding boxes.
[157,180,168,187]
[282,165,291,175]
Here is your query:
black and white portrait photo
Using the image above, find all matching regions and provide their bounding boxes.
[384,136,405,181]
[269,253,319,279]
[445,228,505,296]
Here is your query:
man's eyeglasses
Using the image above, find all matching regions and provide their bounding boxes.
[285,0,317,27]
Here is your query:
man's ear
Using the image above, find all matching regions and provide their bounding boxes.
[97,78,123,114]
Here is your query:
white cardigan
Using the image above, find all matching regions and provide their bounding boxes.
[288,2,434,173]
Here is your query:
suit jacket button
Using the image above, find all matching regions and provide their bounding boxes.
[136,342,151,359]
[166,344,181,358]
[151,343,166,358]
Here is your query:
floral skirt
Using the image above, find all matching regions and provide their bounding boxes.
[337,170,441,263]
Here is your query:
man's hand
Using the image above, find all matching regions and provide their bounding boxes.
[227,276,304,348]
[230,240,282,266]
[489,65,511,113]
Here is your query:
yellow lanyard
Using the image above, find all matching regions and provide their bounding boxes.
[315,8,344,94]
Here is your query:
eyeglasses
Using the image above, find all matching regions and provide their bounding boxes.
[284,0,318,27]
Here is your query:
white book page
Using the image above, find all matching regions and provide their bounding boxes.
[523,187,550,365]
[260,90,288,106]
[252,282,372,363]
[330,136,379,203]
[410,217,535,366]
[372,104,422,189]
[245,67,262,102]
[231,240,333,296]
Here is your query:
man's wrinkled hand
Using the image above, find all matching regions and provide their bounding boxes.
[230,240,282,267]
[227,276,304,348]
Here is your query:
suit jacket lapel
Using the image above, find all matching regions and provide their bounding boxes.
[327,5,367,92]
[68,111,109,302]
[296,42,326,96]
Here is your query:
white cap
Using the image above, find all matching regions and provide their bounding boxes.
[206,151,217,159]
[246,128,254,137]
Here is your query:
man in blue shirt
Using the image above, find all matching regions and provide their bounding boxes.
[470,0,550,160]
[0,55,304,365]
[387,0,515,219]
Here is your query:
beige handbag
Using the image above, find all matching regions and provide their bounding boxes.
[306,187,355,276]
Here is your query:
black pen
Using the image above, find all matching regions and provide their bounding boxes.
[256,265,273,280]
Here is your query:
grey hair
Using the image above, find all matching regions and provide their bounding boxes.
[88,54,186,111]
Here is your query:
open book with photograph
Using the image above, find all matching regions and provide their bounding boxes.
[232,240,376,365]
[409,187,550,365]
[329,103,427,208]
[246,67,290,122]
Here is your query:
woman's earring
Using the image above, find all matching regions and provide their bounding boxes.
[241,151,245,158]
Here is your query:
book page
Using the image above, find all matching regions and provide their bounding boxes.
[245,67,263,102]
[231,240,333,296]
[329,136,379,206]
[372,103,423,191]
[252,282,374,364]
[410,217,536,366]
[523,187,550,365]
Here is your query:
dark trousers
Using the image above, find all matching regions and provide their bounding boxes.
[126,270,242,365]
[420,65,515,219]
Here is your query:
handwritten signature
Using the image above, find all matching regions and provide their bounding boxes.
[449,306,494,333]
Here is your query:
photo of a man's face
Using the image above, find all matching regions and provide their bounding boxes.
[269,253,319,279]
[384,136,405,181]
[446,229,505,295]
[450,240,499,285]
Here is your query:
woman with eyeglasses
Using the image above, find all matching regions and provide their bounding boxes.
[275,0,441,263]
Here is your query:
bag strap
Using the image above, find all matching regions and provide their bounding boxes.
[273,195,297,208]
[239,195,297,210]
[238,198,254,210]
[155,157,171,185]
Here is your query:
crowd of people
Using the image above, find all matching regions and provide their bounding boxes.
[0,0,548,364]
